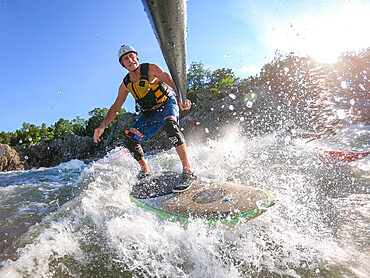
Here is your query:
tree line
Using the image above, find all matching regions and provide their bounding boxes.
[186,47,369,132]
[0,108,125,147]
[1,47,368,146]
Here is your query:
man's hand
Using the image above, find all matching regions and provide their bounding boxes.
[94,127,105,143]
[179,99,192,111]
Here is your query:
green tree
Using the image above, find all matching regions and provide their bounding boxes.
[238,75,260,93]
[187,61,211,91]
[71,116,87,136]
[85,107,126,139]
[22,122,46,144]
[209,68,237,98]
[0,131,11,145]
[10,130,21,146]
[53,118,73,139]
[40,123,54,139]
[210,68,236,89]
[85,108,109,137]
[12,123,35,145]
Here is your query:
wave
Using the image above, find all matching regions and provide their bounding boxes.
[1,129,369,277]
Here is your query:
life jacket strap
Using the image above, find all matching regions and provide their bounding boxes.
[152,82,169,101]
[140,63,149,80]
[123,63,170,111]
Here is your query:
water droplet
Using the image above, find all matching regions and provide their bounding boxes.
[284,67,290,74]
[196,122,200,125]
[256,199,266,209]
[24,156,28,160]
[336,109,346,119]
[229,93,236,99]
[340,81,347,89]
[229,105,234,111]
[284,120,294,128]
[205,128,209,133]
[28,138,32,142]
[19,140,22,144]
[246,101,253,108]
[350,99,355,105]
[260,153,267,160]
[58,90,62,94]
[284,135,292,144]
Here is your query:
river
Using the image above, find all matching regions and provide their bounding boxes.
[0,125,369,277]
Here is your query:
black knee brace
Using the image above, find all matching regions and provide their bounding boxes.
[124,131,144,161]
[163,118,185,147]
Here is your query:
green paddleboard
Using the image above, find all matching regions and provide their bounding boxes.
[130,171,275,226]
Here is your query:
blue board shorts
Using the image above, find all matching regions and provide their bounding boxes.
[132,94,179,139]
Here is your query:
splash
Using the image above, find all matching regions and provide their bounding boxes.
[1,130,368,277]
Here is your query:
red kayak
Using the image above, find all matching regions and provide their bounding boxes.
[285,128,369,163]
[316,148,370,163]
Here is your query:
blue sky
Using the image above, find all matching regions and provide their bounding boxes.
[1,0,369,132]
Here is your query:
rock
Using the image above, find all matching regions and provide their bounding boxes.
[0,88,281,171]
[0,144,28,171]
[104,112,138,148]
[14,135,103,169]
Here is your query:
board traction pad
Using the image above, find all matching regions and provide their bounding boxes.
[130,171,275,225]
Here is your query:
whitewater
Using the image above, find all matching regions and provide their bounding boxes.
[0,125,369,277]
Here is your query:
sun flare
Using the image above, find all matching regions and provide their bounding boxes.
[300,2,370,63]
[260,0,370,64]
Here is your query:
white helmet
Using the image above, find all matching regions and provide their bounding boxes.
[118,45,137,63]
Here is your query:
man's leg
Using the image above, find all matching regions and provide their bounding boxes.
[162,115,196,192]
[175,143,192,174]
[138,157,150,173]
[125,127,151,173]
[163,116,193,174]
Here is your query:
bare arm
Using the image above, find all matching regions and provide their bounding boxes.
[93,83,129,143]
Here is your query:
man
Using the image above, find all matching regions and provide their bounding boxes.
[94,45,196,192]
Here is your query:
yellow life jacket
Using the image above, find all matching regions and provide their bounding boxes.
[123,63,170,111]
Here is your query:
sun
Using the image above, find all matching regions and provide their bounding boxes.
[264,1,370,64]
[300,2,370,63]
